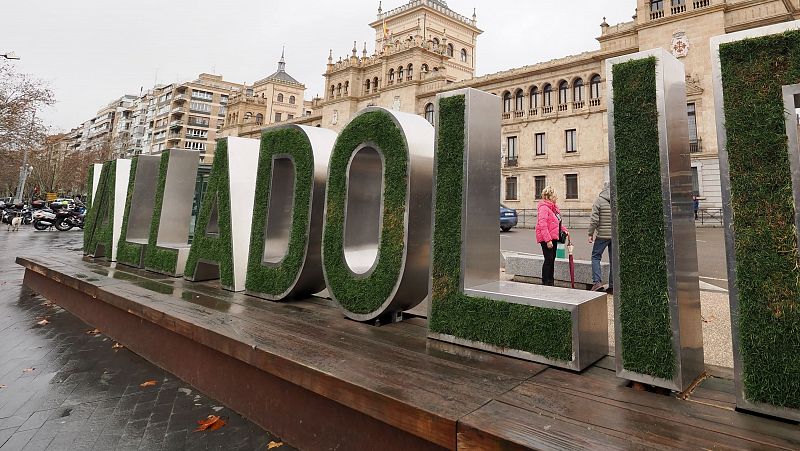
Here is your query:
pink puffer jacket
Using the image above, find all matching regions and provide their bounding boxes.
[536,200,568,243]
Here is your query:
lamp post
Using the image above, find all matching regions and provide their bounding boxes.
[1,51,21,60]
[14,111,35,204]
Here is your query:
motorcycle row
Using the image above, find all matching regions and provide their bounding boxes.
[0,199,87,232]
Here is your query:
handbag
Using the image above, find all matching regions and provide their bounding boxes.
[557,213,567,244]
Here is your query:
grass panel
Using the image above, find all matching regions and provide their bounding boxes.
[427,95,573,362]
[83,161,115,257]
[143,151,179,274]
[612,57,675,380]
[116,157,144,267]
[719,30,800,408]
[246,128,314,296]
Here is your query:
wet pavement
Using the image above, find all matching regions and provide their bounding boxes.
[0,228,294,450]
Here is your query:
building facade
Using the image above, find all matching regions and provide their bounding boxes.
[293,0,800,211]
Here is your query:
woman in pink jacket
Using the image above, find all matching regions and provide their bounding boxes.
[536,186,569,286]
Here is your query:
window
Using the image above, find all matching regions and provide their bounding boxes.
[373,77,379,92]
[397,66,404,81]
[424,103,434,124]
[515,89,524,111]
[389,69,395,82]
[246,88,254,97]
[507,136,518,161]
[573,78,584,102]
[565,129,577,152]
[287,114,294,120]
[190,102,211,113]
[447,44,454,57]
[505,177,518,201]
[421,64,429,73]
[330,85,335,99]
[558,81,569,105]
[277,93,284,103]
[289,95,296,105]
[189,116,210,127]
[255,113,264,125]
[687,103,699,152]
[651,0,664,11]
[365,79,371,94]
[535,133,546,156]
[184,141,206,151]
[460,48,468,63]
[691,166,700,196]
[543,84,552,107]
[535,176,546,199]
[186,128,208,138]
[220,95,229,104]
[192,90,213,101]
[337,83,342,96]
[218,106,227,115]
[530,86,539,109]
[565,174,578,200]
[275,112,282,122]
[407,64,413,80]
[590,75,601,99]
[344,81,349,95]
[503,92,512,113]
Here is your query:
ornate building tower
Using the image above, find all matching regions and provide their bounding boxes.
[320,0,482,130]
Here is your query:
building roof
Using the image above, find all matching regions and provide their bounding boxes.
[259,50,303,86]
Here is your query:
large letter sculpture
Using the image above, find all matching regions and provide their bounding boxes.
[322,108,433,323]
[116,155,160,268]
[143,150,200,276]
[607,49,703,391]
[85,163,103,209]
[184,138,259,291]
[711,21,800,421]
[246,125,336,300]
[426,88,608,371]
[83,159,131,261]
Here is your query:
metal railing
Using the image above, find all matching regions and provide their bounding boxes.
[689,138,702,153]
[695,207,723,226]
[504,157,518,167]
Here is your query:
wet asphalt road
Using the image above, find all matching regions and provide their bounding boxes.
[0,228,294,451]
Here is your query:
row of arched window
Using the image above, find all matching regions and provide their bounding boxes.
[275,93,296,105]
[501,75,602,114]
[226,111,264,126]
[328,63,440,99]
[429,38,469,63]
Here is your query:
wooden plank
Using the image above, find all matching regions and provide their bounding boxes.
[458,400,635,451]
[527,370,800,450]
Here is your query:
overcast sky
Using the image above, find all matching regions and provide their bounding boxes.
[2,0,634,131]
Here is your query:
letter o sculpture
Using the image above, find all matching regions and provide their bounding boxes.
[322,108,434,322]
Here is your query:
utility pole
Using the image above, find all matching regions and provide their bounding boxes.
[14,111,35,203]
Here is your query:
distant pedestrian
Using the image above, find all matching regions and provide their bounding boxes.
[536,186,568,286]
[693,195,700,220]
[588,182,613,293]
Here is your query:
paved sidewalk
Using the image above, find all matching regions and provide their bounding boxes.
[0,229,294,451]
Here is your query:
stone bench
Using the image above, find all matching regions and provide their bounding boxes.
[504,252,610,289]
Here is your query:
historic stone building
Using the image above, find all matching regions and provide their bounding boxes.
[290,0,800,211]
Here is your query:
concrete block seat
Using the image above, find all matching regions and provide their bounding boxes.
[504,252,610,288]
[464,281,608,371]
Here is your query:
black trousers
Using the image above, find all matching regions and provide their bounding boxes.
[540,240,559,286]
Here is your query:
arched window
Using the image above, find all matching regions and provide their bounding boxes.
[244,112,253,120]
[424,103,434,124]
[344,81,349,95]
[397,66,404,81]
[255,113,264,125]
[543,84,552,107]
[365,79,371,94]
[289,95,296,105]
[337,83,342,96]
[573,78,584,103]
[502,91,512,113]
[558,81,569,105]
[433,37,440,48]
[590,74,601,99]
[515,89,524,111]
[530,86,539,109]
[447,43,454,57]
[373,77,379,92]
[388,69,395,83]
[407,64,413,80]
[460,49,468,63]
[329,85,335,99]
[421,64,429,73]
[277,93,284,103]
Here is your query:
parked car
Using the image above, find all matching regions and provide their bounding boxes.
[500,204,518,232]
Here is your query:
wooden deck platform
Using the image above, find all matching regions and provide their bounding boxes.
[16,255,800,450]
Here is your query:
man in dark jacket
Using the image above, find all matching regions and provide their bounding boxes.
[588,183,613,292]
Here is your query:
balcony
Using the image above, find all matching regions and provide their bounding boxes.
[171,107,185,115]
[504,156,518,168]
[529,108,538,117]
[650,1,711,21]
[169,121,183,129]
[689,138,702,153]
[542,106,554,114]
[502,112,511,120]
[650,10,664,20]
[513,111,525,119]
[589,98,601,107]
[557,104,568,112]
[173,95,187,102]
[573,101,585,110]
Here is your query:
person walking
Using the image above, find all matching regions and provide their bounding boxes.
[588,182,613,293]
[536,186,568,286]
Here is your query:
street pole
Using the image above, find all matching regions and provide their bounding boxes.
[14,111,35,203]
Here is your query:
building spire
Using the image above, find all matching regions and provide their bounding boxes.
[328,49,333,64]
[352,41,358,58]
[472,8,477,25]
[377,1,382,18]
[363,41,368,58]
[278,46,286,72]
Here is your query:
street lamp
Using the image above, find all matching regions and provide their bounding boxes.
[1,51,20,60]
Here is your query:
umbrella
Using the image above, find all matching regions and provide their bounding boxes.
[567,237,575,289]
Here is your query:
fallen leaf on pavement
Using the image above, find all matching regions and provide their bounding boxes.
[86,329,101,335]
[0,384,6,389]
[267,441,284,449]
[36,319,50,326]
[112,343,124,349]
[194,415,225,432]
[23,368,35,373]
[140,380,157,388]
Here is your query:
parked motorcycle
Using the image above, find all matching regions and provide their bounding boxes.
[54,207,86,231]
[32,208,57,231]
